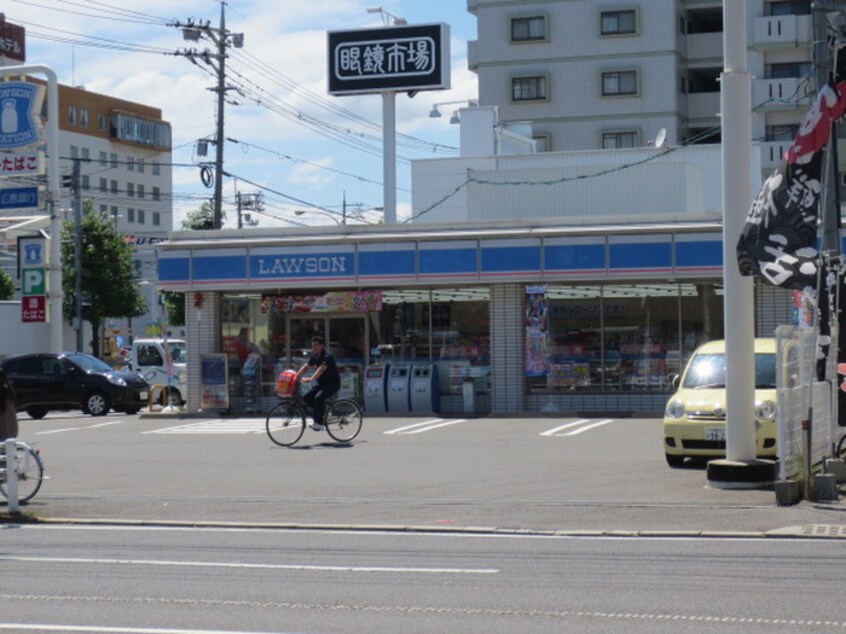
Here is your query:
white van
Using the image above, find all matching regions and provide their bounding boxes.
[129,338,188,405]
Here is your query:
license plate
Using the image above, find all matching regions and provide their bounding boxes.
[704,427,725,441]
[139,391,148,400]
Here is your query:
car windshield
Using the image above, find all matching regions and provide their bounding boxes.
[682,352,776,389]
[65,352,113,373]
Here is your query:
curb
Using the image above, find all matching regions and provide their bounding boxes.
[3,514,846,539]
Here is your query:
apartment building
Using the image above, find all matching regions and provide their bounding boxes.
[467,0,813,177]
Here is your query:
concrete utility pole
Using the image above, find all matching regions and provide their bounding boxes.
[173,1,244,229]
[235,191,262,229]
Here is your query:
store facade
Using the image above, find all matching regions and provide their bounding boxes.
[157,218,780,416]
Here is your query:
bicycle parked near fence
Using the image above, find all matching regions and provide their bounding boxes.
[266,370,363,447]
[0,440,45,503]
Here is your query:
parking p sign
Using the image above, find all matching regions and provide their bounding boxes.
[22,268,45,295]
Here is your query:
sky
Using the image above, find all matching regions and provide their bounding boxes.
[4,0,479,228]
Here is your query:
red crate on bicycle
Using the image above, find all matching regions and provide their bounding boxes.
[276,369,299,397]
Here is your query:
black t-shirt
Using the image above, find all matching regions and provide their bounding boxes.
[308,349,341,389]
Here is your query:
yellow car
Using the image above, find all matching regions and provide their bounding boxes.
[663,338,778,467]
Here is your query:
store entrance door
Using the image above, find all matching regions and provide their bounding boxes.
[327,315,367,400]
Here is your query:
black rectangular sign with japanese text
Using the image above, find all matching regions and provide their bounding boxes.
[327,23,450,95]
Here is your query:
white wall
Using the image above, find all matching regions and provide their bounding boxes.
[0,301,90,359]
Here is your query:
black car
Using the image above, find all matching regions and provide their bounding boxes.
[1,352,150,418]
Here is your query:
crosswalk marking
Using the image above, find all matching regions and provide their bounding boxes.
[384,419,468,435]
[541,419,616,437]
[145,419,267,435]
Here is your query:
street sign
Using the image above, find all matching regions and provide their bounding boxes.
[327,23,450,95]
[0,152,43,176]
[0,21,26,63]
[21,295,45,323]
[0,81,45,149]
[22,268,45,295]
[0,186,38,209]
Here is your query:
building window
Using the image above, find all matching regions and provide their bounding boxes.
[512,75,547,101]
[81,175,90,190]
[110,153,118,168]
[153,212,161,226]
[98,113,107,131]
[110,205,119,222]
[127,208,135,223]
[602,131,638,148]
[110,179,118,195]
[138,209,146,224]
[100,204,108,213]
[152,186,161,201]
[137,184,145,199]
[80,109,89,128]
[111,113,171,149]
[601,10,637,35]
[99,151,107,166]
[99,178,107,192]
[81,147,90,160]
[70,145,79,159]
[68,106,77,125]
[137,159,145,173]
[767,62,812,79]
[127,156,135,172]
[767,1,811,16]
[152,162,160,176]
[766,124,799,141]
[602,70,638,96]
[127,182,135,197]
[532,133,550,152]
[511,16,546,42]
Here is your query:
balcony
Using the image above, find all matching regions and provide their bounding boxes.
[686,31,723,61]
[751,15,812,49]
[687,92,720,121]
[752,78,810,111]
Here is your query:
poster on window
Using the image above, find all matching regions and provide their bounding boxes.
[525,285,549,377]
[261,290,382,314]
[200,353,229,410]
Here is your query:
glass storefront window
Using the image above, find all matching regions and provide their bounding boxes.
[529,282,724,393]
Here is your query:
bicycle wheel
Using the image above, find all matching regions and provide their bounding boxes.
[0,443,44,503]
[325,399,363,443]
[266,401,306,447]
[837,434,846,460]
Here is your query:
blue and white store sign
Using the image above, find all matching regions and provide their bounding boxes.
[0,82,45,150]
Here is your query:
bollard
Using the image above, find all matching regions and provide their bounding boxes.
[4,438,18,513]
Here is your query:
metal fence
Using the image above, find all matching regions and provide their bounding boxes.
[775,325,836,481]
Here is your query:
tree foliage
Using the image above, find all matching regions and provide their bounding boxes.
[61,201,146,356]
[0,269,14,300]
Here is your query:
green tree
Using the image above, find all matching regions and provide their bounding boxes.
[161,201,225,326]
[61,201,146,357]
[0,269,14,300]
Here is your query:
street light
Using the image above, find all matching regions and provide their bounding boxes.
[428,99,479,124]
[366,6,407,25]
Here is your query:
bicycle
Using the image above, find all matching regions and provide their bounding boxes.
[266,373,363,447]
[0,440,45,503]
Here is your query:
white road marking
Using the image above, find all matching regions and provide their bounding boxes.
[34,420,127,436]
[0,625,286,634]
[539,419,591,436]
[541,419,615,437]
[384,419,468,435]
[0,555,498,575]
[145,420,266,435]
[560,419,615,436]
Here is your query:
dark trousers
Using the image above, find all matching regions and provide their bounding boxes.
[303,383,339,425]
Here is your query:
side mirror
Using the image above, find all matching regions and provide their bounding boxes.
[668,373,680,389]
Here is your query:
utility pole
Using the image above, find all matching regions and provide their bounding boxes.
[172,2,244,229]
[235,191,263,229]
[62,157,87,352]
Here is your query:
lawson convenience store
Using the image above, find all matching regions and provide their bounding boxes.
[157,218,780,416]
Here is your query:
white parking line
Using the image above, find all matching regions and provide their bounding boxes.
[145,419,266,435]
[541,419,616,437]
[34,420,127,435]
[384,419,468,435]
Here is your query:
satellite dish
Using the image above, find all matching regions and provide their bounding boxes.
[653,127,667,150]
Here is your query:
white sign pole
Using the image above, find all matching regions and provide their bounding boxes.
[382,90,397,224]
[1,64,62,352]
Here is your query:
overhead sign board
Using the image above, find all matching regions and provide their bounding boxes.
[0,186,38,209]
[0,81,45,149]
[327,23,450,95]
[0,21,26,63]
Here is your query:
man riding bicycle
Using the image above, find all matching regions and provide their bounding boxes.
[296,336,341,431]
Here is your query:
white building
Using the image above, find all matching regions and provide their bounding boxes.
[467,0,813,181]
